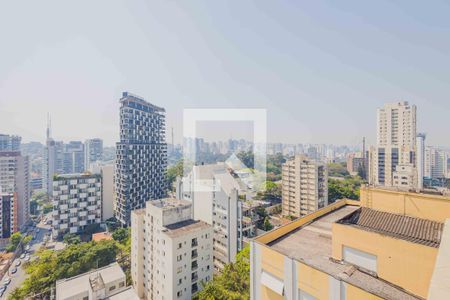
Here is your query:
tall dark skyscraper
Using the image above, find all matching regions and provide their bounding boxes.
[114,92,167,225]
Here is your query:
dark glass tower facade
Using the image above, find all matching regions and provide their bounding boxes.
[114,92,167,225]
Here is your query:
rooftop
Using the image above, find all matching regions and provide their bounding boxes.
[120,91,165,113]
[108,286,140,300]
[268,205,422,300]
[149,198,191,210]
[92,232,113,242]
[338,207,443,248]
[163,219,211,238]
[55,262,125,299]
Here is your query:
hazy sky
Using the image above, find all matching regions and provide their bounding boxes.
[1,1,449,147]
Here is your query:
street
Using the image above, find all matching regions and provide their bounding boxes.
[2,216,52,299]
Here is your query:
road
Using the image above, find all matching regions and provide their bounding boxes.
[2,215,52,299]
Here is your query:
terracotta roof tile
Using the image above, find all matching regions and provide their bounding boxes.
[338,208,444,248]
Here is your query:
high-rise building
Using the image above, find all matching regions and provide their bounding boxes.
[416,133,426,190]
[176,163,262,271]
[0,193,16,239]
[0,134,21,152]
[43,139,64,195]
[115,92,167,226]
[131,198,213,299]
[425,147,449,180]
[63,141,85,174]
[282,155,328,218]
[51,173,102,237]
[250,187,450,300]
[0,151,30,231]
[84,138,103,171]
[372,101,417,187]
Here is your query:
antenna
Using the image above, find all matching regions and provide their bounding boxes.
[46,113,52,140]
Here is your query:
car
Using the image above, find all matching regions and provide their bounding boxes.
[36,229,40,233]
[25,245,30,251]
[46,220,52,225]
[0,286,5,293]
[11,268,17,274]
[19,253,25,259]
[24,255,30,262]
[3,277,11,285]
[15,260,21,267]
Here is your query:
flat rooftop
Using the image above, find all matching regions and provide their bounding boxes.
[149,198,191,210]
[55,262,125,299]
[163,219,211,238]
[268,205,422,300]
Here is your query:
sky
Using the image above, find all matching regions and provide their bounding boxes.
[0,1,449,147]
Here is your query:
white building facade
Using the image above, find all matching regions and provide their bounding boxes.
[52,173,102,237]
[131,198,213,300]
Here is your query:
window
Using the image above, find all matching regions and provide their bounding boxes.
[119,282,125,288]
[177,291,182,298]
[109,285,116,291]
[343,246,377,273]
[178,242,182,249]
[177,254,182,262]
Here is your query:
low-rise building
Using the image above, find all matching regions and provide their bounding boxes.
[131,198,213,300]
[52,173,102,237]
[55,262,138,300]
[250,187,450,300]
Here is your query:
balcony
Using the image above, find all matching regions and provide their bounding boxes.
[191,262,198,271]
[191,272,198,282]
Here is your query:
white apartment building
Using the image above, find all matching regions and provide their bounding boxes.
[55,262,138,300]
[176,163,262,271]
[52,173,102,237]
[0,151,30,232]
[281,155,328,218]
[372,101,417,187]
[131,198,213,300]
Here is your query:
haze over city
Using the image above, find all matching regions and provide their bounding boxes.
[1,1,450,147]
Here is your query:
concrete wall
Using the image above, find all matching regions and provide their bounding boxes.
[360,186,450,222]
[332,222,438,298]
[101,164,114,221]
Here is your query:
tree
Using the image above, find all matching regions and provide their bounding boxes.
[262,216,273,231]
[112,228,129,244]
[63,233,81,245]
[105,217,120,232]
[11,240,119,299]
[196,247,250,300]
[167,159,184,191]
[328,176,363,203]
[328,162,350,177]
[6,232,23,252]
[237,151,254,169]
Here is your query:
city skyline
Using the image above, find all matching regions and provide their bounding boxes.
[1,1,450,147]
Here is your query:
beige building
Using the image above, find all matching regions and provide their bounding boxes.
[0,151,30,232]
[55,262,138,300]
[371,101,417,187]
[131,198,213,300]
[282,155,328,218]
[251,187,450,300]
